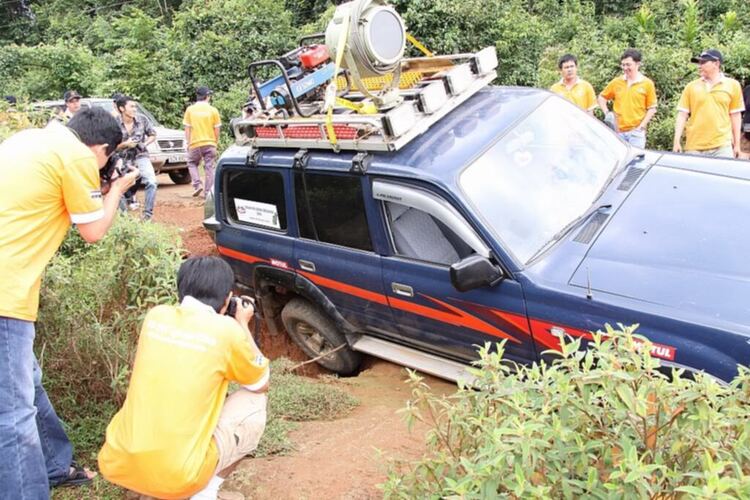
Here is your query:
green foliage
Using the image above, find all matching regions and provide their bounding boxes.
[382,325,750,498]
[36,216,182,461]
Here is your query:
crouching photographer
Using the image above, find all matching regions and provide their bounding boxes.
[99,256,269,500]
[0,107,139,498]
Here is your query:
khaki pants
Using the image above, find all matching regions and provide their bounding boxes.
[685,144,734,158]
[213,390,267,473]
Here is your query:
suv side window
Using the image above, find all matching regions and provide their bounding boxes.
[225,169,287,230]
[295,172,373,252]
[384,201,473,266]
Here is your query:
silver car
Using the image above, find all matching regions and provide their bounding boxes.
[33,97,191,185]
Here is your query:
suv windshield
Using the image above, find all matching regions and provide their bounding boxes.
[460,96,628,264]
[91,101,162,127]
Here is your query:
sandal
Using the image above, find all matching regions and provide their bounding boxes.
[54,461,96,488]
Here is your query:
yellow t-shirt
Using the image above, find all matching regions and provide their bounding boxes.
[677,76,745,151]
[550,79,597,111]
[183,101,221,149]
[0,122,103,321]
[600,75,657,132]
[98,297,270,499]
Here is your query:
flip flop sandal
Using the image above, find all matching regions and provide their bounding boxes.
[55,461,95,488]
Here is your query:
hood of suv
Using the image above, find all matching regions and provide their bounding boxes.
[569,158,750,326]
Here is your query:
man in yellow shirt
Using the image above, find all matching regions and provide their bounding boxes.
[597,49,658,149]
[673,49,745,159]
[550,54,597,115]
[99,256,269,500]
[0,107,139,498]
[184,87,222,198]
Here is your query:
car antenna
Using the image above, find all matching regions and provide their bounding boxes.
[586,267,593,300]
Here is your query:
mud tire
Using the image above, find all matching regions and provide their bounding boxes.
[280,298,361,375]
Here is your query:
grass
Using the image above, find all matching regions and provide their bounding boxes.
[50,358,358,499]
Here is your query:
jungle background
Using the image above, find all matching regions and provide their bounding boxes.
[1,0,749,150]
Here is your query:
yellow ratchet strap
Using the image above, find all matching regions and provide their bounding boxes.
[335,97,378,115]
[326,12,350,146]
[406,33,434,57]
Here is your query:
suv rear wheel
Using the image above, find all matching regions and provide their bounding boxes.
[280,298,361,375]
[168,169,191,185]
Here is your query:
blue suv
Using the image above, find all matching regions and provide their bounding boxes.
[205,86,750,383]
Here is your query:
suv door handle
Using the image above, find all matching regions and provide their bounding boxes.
[391,282,414,297]
[298,259,316,272]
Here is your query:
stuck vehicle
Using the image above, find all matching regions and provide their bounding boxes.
[33,97,191,184]
[205,0,750,383]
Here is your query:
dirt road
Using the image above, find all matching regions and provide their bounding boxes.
[146,176,455,499]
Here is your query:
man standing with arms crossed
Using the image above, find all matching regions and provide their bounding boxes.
[184,86,222,198]
[673,49,745,158]
[598,49,658,148]
[550,54,597,115]
[0,107,139,498]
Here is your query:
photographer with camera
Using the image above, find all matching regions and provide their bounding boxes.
[115,95,158,221]
[99,256,269,500]
[0,107,139,498]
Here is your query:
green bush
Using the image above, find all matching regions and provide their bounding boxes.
[383,325,750,498]
[36,215,182,461]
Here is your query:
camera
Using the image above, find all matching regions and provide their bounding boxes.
[100,154,138,195]
[225,296,253,317]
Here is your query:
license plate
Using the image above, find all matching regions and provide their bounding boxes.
[168,154,186,163]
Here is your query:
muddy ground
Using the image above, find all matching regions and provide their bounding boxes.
[144,176,455,499]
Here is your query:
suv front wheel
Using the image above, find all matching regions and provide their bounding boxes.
[280,298,362,375]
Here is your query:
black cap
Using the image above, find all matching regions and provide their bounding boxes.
[63,89,82,102]
[4,95,17,105]
[196,86,213,98]
[691,49,723,64]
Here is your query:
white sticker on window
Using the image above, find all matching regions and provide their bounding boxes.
[234,198,280,229]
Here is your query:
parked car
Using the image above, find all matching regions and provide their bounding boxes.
[33,98,190,184]
[204,86,750,384]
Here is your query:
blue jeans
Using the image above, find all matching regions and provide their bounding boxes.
[135,156,158,220]
[0,317,73,499]
[619,129,646,149]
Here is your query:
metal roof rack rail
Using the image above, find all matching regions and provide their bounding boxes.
[232,46,498,153]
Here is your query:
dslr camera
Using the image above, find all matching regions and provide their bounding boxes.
[100,154,138,195]
[225,296,254,317]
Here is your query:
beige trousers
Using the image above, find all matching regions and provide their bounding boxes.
[212,390,267,473]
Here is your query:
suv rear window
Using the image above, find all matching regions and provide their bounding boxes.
[225,169,287,230]
[295,172,372,251]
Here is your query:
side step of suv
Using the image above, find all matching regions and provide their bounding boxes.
[350,335,475,385]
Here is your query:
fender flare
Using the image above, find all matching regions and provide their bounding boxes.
[251,265,356,339]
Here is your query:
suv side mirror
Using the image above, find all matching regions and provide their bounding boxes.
[450,254,504,292]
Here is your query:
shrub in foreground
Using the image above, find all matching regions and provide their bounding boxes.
[36,216,182,459]
[383,325,750,498]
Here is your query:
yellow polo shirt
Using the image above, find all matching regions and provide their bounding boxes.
[0,122,103,321]
[677,76,745,151]
[550,79,597,111]
[183,101,221,149]
[98,297,270,499]
[600,75,657,132]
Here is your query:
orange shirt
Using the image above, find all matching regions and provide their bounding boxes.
[550,78,597,111]
[600,74,657,132]
[677,76,745,151]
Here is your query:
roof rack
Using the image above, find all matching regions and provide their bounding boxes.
[232,47,498,153]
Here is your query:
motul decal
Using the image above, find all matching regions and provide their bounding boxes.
[529,318,676,361]
[270,259,289,269]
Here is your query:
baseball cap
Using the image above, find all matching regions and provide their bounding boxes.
[63,90,82,102]
[691,49,723,64]
[196,86,214,98]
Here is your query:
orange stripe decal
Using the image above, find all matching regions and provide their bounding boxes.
[389,295,521,344]
[298,271,389,306]
[217,246,266,264]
